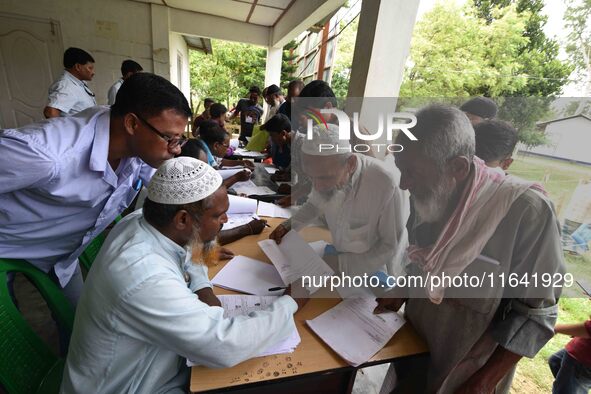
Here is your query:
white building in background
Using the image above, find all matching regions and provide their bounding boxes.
[520,114,591,165]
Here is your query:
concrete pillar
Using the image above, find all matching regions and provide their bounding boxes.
[264,46,282,89]
[345,0,419,158]
[150,4,170,80]
[262,46,283,119]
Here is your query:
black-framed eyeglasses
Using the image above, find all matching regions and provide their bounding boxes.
[134,113,188,149]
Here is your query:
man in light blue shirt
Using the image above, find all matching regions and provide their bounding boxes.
[44,47,97,118]
[0,72,191,305]
[61,157,300,393]
[107,59,143,105]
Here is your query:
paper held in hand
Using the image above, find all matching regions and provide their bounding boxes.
[258,230,334,292]
[187,295,300,366]
[306,297,405,367]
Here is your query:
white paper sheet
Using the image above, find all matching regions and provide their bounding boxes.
[219,295,300,356]
[218,168,251,180]
[211,256,285,296]
[234,148,266,158]
[232,180,275,196]
[263,166,278,174]
[306,297,405,367]
[227,194,257,214]
[258,230,334,290]
[186,295,300,366]
[257,201,293,218]
[222,213,256,230]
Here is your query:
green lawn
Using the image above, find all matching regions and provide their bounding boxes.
[507,154,591,393]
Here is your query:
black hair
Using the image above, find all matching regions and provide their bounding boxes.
[474,119,518,162]
[178,139,207,160]
[265,84,281,96]
[298,80,338,108]
[63,47,94,69]
[199,120,229,146]
[204,98,215,105]
[288,80,305,91]
[111,72,192,119]
[209,103,227,119]
[121,60,143,76]
[143,198,210,229]
[460,97,498,119]
[248,86,261,95]
[261,113,291,133]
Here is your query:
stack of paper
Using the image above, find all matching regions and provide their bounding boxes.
[306,297,405,367]
[211,256,285,296]
[232,180,275,196]
[227,194,257,214]
[218,294,301,357]
[187,295,300,366]
[257,201,293,218]
[258,230,334,291]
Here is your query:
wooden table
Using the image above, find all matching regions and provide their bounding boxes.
[190,218,427,393]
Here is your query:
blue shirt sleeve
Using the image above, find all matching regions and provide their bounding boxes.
[0,131,57,193]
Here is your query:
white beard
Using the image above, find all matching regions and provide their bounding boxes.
[414,175,457,224]
[307,186,349,211]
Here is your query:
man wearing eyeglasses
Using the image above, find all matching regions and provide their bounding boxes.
[44,47,97,118]
[0,72,190,307]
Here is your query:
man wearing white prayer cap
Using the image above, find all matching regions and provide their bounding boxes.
[62,157,301,394]
[270,122,410,279]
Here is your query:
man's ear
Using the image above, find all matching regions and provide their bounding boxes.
[448,156,471,182]
[173,210,192,231]
[123,113,138,136]
[346,154,357,173]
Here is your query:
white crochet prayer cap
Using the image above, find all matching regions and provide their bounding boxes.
[147,157,222,204]
[301,123,351,156]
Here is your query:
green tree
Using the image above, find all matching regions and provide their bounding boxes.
[331,17,358,98]
[190,39,300,112]
[399,1,572,146]
[565,0,591,96]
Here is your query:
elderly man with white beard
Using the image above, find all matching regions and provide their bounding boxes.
[269,123,410,280]
[62,157,302,394]
[375,104,565,394]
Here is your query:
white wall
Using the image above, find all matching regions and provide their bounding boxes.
[168,32,190,103]
[526,117,591,163]
[0,0,155,105]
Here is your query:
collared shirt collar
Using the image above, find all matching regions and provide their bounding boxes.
[64,70,87,88]
[88,109,112,173]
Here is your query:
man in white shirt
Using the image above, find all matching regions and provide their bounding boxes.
[269,124,410,279]
[61,157,301,393]
[44,47,96,118]
[107,59,143,105]
[263,84,285,123]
